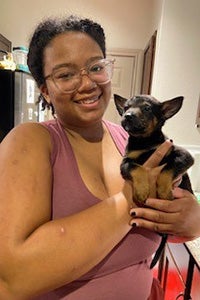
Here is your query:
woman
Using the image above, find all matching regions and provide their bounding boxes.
[0,15,199,300]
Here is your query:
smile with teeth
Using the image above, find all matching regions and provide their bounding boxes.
[75,96,99,104]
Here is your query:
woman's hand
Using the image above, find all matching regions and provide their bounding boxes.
[128,139,200,241]
[130,187,200,241]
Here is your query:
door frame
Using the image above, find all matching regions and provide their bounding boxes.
[140,31,157,94]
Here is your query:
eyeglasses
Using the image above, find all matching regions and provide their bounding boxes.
[44,58,115,94]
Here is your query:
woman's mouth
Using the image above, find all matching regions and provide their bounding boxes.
[74,95,100,105]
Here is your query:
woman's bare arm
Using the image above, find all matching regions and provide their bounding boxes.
[0,123,132,300]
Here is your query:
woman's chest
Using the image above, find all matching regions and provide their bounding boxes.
[72,137,124,200]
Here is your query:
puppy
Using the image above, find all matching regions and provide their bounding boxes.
[114,94,194,268]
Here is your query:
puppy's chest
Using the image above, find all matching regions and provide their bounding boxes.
[126,143,172,165]
[126,148,156,164]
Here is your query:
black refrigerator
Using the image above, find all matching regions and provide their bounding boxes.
[0,69,40,142]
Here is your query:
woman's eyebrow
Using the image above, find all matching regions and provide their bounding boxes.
[51,56,104,72]
[52,62,77,71]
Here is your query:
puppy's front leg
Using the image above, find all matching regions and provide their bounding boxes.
[130,166,150,204]
[157,170,174,200]
[120,157,150,203]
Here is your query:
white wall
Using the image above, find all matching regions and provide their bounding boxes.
[1,1,199,146]
[152,0,200,146]
[2,0,199,184]
[0,0,162,50]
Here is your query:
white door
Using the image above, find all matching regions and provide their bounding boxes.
[104,50,143,124]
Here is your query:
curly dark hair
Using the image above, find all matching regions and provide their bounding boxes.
[27,15,106,115]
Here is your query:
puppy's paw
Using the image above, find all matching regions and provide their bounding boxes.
[130,167,149,204]
[133,183,150,204]
[157,171,174,200]
[157,187,173,200]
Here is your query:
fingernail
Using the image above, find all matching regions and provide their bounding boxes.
[131,222,138,228]
[130,211,136,217]
[170,139,173,143]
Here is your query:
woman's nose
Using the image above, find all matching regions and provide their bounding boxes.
[77,74,97,92]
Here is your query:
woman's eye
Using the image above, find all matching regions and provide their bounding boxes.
[55,70,76,80]
[90,64,104,73]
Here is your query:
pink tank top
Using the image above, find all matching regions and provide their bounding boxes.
[34,119,160,300]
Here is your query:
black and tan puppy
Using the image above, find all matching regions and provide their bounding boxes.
[114,94,194,268]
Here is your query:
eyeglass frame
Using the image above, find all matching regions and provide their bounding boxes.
[44,58,115,94]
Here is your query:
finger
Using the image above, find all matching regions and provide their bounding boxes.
[130,213,193,237]
[172,187,185,198]
[145,198,180,213]
[172,176,182,188]
[130,217,174,234]
[130,206,176,223]
[172,187,197,202]
[143,140,173,168]
[129,206,181,234]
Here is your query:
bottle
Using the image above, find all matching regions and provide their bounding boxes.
[13,46,29,72]
[0,50,16,71]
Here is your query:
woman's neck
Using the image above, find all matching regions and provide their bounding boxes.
[63,120,105,143]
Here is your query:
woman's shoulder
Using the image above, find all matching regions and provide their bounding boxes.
[10,121,52,138]
[103,120,128,140]
[103,120,128,155]
[104,119,126,131]
[0,122,52,154]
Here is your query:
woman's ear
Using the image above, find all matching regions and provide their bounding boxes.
[40,84,51,104]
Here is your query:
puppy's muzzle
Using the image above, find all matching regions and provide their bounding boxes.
[122,112,146,133]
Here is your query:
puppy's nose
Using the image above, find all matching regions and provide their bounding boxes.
[124,112,136,121]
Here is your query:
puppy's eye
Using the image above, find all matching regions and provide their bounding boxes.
[124,105,129,112]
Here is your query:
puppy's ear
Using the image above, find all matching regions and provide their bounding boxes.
[114,94,127,116]
[161,96,184,120]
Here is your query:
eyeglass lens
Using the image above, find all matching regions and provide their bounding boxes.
[53,59,114,93]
